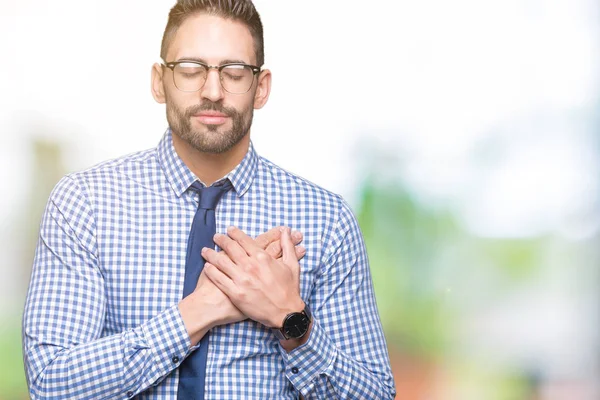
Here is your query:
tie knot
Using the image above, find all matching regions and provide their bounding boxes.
[190,180,232,210]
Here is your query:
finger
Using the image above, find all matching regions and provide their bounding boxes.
[295,245,306,260]
[214,232,248,264]
[254,226,283,250]
[265,241,282,258]
[281,227,299,267]
[278,246,306,261]
[203,262,237,297]
[291,230,303,245]
[264,229,303,258]
[266,242,306,260]
[227,226,261,256]
[202,247,239,280]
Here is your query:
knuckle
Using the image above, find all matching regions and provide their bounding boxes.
[236,290,247,303]
[242,261,254,271]
[219,252,232,263]
[265,243,281,258]
[222,240,234,253]
[255,251,269,263]
[210,253,222,265]
[263,244,275,256]
[240,275,252,287]
[227,259,238,271]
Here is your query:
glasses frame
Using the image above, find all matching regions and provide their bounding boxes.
[163,60,262,94]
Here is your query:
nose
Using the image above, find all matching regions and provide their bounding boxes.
[200,68,225,102]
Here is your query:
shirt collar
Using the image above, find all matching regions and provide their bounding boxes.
[157,128,258,198]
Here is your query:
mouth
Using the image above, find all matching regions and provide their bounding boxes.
[192,111,230,125]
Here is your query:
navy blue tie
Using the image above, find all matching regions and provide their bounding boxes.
[178,179,232,400]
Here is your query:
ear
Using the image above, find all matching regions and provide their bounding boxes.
[151,63,167,104]
[253,69,271,110]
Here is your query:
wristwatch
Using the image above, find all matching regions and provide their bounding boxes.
[274,303,312,340]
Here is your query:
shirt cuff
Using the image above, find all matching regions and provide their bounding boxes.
[142,304,193,385]
[279,318,337,394]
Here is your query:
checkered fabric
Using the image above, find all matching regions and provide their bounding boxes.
[22,129,396,399]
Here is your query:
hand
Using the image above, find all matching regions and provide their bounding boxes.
[178,268,245,345]
[179,226,306,345]
[198,225,304,326]
[196,269,246,327]
[203,226,304,329]
[185,226,305,329]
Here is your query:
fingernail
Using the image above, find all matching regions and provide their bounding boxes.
[279,226,286,233]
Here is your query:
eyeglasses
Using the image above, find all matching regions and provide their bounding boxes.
[163,60,261,94]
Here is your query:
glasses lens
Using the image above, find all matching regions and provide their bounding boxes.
[173,62,207,92]
[220,65,254,94]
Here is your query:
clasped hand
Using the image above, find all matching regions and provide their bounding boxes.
[202,226,305,329]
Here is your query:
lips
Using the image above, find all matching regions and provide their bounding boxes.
[193,111,230,125]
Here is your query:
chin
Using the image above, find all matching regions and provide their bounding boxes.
[189,136,240,155]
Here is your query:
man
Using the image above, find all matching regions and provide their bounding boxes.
[22,0,396,398]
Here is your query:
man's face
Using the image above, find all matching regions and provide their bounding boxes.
[161,14,259,154]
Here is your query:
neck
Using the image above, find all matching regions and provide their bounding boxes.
[172,133,250,186]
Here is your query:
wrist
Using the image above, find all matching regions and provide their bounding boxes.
[178,295,217,345]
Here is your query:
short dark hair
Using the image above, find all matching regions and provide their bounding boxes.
[161,0,265,66]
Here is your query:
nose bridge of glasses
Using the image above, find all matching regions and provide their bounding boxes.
[200,65,225,96]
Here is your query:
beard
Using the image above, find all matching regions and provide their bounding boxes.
[166,96,253,154]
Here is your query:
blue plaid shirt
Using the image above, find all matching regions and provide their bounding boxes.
[23,130,396,399]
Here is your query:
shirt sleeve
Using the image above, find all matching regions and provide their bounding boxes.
[22,176,191,400]
[278,198,397,399]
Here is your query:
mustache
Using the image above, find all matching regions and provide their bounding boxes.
[185,102,237,118]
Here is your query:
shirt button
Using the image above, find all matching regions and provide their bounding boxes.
[126,391,134,397]
[172,356,180,364]
[291,367,299,374]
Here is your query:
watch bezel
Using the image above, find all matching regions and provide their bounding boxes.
[282,312,310,339]
[274,304,312,340]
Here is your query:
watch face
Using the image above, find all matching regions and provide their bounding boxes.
[283,312,310,339]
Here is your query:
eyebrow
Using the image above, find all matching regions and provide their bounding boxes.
[177,56,250,65]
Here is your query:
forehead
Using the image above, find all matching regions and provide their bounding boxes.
[167,13,256,64]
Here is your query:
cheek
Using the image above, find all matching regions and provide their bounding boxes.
[166,91,195,112]
[236,95,256,114]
